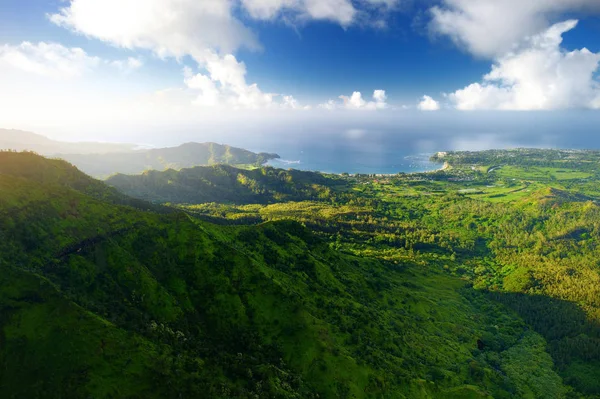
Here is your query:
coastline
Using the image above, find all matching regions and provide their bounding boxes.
[263,152,445,176]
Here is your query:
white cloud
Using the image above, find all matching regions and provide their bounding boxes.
[418,95,440,111]
[49,0,259,59]
[183,57,275,109]
[241,0,356,25]
[0,41,145,79]
[341,92,367,108]
[183,67,221,107]
[109,57,143,73]
[281,95,300,109]
[0,41,100,78]
[240,0,294,20]
[336,90,388,110]
[302,0,355,25]
[281,95,312,110]
[429,0,600,58]
[49,0,312,110]
[449,20,600,110]
[319,99,338,110]
[373,89,387,103]
[47,1,400,111]
[183,60,306,110]
[364,0,399,8]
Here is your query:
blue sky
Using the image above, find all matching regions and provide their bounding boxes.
[0,0,492,101]
[1,0,600,146]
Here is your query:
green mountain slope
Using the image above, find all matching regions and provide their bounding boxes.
[0,151,168,212]
[60,142,280,178]
[110,150,600,397]
[106,163,345,205]
[0,152,570,398]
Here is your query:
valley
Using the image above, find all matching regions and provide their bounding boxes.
[0,148,599,397]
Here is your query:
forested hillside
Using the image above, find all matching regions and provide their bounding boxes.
[113,148,600,398]
[5,149,600,398]
[106,164,345,205]
[0,151,572,398]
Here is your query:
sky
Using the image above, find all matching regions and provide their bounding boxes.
[1,0,600,149]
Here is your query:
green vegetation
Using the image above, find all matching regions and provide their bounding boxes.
[60,142,280,178]
[124,148,600,398]
[3,148,600,398]
[106,164,346,205]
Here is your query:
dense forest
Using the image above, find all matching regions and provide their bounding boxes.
[2,148,600,398]
[106,164,345,205]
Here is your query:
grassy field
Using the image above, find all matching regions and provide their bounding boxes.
[494,165,594,181]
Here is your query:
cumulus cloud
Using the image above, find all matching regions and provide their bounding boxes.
[0,41,141,78]
[319,99,338,110]
[50,0,317,109]
[241,0,356,25]
[183,67,221,107]
[49,0,259,59]
[449,20,600,110]
[182,51,308,110]
[183,58,275,109]
[364,0,399,8]
[326,90,388,110]
[48,0,402,110]
[429,0,600,58]
[240,0,398,25]
[109,57,143,73]
[183,60,306,110]
[281,95,300,109]
[418,95,440,111]
[281,95,311,110]
[0,41,100,78]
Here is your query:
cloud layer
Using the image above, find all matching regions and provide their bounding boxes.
[50,0,259,58]
[241,0,356,26]
[318,90,388,110]
[50,0,318,109]
[2,0,600,129]
[0,42,100,78]
[429,0,600,58]
[449,20,600,110]
[0,41,143,78]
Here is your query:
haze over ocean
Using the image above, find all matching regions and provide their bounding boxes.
[174,111,600,175]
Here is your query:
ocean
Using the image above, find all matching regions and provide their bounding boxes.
[253,132,444,174]
[266,151,441,174]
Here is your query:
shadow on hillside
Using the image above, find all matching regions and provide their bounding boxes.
[486,291,600,395]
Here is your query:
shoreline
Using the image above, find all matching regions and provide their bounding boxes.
[264,154,446,176]
[335,162,446,177]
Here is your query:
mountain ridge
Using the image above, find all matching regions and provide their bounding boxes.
[0,151,567,398]
[106,163,341,205]
[0,129,281,178]
[60,141,280,178]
